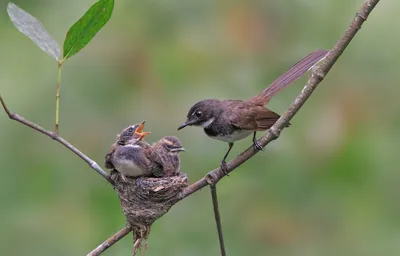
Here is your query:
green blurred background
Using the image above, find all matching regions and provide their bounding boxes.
[1,0,399,255]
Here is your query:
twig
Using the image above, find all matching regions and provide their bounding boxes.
[210,184,226,256]
[179,0,380,199]
[87,226,132,256]
[0,95,114,185]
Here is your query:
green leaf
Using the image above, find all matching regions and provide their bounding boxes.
[63,0,114,61]
[7,2,61,61]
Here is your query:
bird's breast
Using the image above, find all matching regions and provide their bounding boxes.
[114,160,145,177]
[204,126,253,143]
[214,129,253,143]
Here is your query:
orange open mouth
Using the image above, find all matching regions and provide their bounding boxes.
[134,120,150,139]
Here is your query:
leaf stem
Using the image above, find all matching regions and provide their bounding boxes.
[55,61,63,134]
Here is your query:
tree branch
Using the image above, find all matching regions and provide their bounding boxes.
[87,226,132,256]
[179,0,380,200]
[0,95,114,185]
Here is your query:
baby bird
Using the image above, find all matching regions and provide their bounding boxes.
[105,121,153,177]
[151,136,185,177]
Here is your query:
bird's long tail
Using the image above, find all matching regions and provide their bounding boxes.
[249,49,329,106]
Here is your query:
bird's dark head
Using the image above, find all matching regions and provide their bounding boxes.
[117,124,138,145]
[160,136,185,154]
[178,99,220,130]
[117,121,150,145]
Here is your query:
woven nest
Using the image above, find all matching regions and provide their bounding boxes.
[110,170,188,244]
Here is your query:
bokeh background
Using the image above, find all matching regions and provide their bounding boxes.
[1,0,399,255]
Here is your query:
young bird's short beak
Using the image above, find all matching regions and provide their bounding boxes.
[135,121,150,140]
[138,131,151,140]
[136,120,146,133]
[170,147,185,152]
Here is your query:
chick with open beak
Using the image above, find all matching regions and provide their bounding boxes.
[105,121,152,177]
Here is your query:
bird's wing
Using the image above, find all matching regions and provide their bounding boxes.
[104,145,116,169]
[149,151,166,177]
[253,109,282,130]
[229,104,282,131]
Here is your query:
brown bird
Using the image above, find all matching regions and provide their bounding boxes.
[151,136,185,177]
[177,50,329,172]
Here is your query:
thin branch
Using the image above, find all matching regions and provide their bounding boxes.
[210,184,226,256]
[179,0,380,199]
[87,226,132,256]
[0,95,114,185]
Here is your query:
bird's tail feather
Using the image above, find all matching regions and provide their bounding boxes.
[249,49,329,105]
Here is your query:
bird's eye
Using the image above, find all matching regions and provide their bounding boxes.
[127,128,134,133]
[195,111,202,117]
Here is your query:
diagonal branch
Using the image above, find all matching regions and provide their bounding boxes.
[179,0,380,200]
[87,226,132,256]
[0,95,114,185]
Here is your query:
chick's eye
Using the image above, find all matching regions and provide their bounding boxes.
[195,111,202,117]
[127,128,134,133]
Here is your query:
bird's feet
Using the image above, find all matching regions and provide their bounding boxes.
[220,160,229,176]
[252,140,264,151]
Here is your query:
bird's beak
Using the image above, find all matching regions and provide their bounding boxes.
[170,147,185,152]
[177,123,187,130]
[135,120,150,139]
[177,120,195,130]
[136,120,146,133]
[138,131,151,140]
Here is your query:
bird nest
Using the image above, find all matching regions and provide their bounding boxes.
[110,170,188,247]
